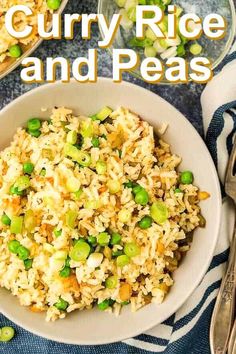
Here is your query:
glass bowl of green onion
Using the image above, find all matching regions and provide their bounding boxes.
[98,0,236,84]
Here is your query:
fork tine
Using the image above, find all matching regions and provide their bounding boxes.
[225,136,236,201]
[225,136,236,182]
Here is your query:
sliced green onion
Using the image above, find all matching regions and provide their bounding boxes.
[65,209,77,228]
[190,43,202,55]
[14,176,30,191]
[118,209,131,223]
[91,136,100,147]
[40,168,46,176]
[24,209,36,232]
[73,188,83,200]
[124,242,141,257]
[105,275,118,289]
[96,160,107,175]
[116,254,130,267]
[95,106,113,121]
[116,0,126,6]
[66,130,78,144]
[107,180,121,194]
[80,120,93,138]
[54,228,62,237]
[64,143,91,166]
[150,201,168,224]
[70,241,90,261]
[97,232,110,246]
[10,216,23,234]
[0,326,15,342]
[127,7,136,22]
[145,27,157,41]
[66,177,80,192]
[144,46,157,58]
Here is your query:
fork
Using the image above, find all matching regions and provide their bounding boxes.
[210,139,236,354]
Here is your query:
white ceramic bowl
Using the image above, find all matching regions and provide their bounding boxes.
[0,78,221,344]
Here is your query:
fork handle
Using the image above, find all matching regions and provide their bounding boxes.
[210,228,236,354]
[228,319,236,354]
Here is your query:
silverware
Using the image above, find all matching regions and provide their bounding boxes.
[228,319,236,354]
[210,139,236,354]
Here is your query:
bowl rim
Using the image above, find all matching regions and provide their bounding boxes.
[0,0,69,81]
[0,78,222,344]
[97,0,236,85]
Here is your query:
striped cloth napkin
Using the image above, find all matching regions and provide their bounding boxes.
[1,46,236,354]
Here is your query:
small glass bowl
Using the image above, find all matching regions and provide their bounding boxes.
[98,0,236,84]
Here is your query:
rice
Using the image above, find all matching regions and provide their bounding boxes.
[0,106,207,321]
[0,0,54,63]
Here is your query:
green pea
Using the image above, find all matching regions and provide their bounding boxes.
[110,232,121,245]
[28,130,41,138]
[0,326,15,342]
[91,137,100,147]
[123,181,134,189]
[97,232,110,246]
[121,301,130,305]
[27,118,41,131]
[105,275,118,289]
[88,235,97,245]
[47,0,61,10]
[9,44,22,58]
[138,216,152,229]
[150,201,168,224]
[112,250,123,257]
[8,240,20,254]
[54,228,62,237]
[174,188,182,194]
[97,299,110,311]
[116,254,130,267]
[9,185,24,196]
[24,258,33,270]
[1,213,11,226]
[23,162,34,175]
[65,256,71,267]
[17,245,30,260]
[54,297,69,311]
[59,266,71,278]
[135,189,149,206]
[180,171,193,185]
[132,185,143,195]
[124,242,141,258]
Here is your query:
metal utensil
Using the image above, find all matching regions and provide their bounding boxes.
[210,139,236,354]
[228,319,236,354]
